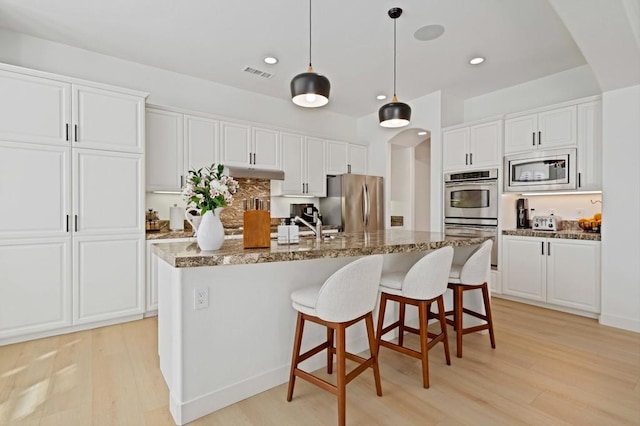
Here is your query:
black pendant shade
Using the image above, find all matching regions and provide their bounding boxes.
[379,7,411,128]
[290,0,330,108]
[290,67,330,108]
[379,97,412,128]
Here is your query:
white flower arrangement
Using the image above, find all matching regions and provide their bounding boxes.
[181,164,239,215]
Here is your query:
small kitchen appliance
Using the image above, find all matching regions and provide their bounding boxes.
[290,203,319,225]
[532,215,560,231]
[516,198,529,229]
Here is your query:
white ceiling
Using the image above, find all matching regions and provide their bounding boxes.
[0,0,588,118]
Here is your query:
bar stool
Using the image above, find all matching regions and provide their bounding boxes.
[376,246,454,389]
[445,239,495,358]
[287,255,384,426]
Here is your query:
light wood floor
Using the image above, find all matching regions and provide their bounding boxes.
[1,298,639,425]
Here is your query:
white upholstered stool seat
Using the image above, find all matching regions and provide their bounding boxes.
[444,239,496,358]
[376,246,454,389]
[287,255,384,426]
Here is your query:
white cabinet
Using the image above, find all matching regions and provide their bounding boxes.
[220,122,280,170]
[502,235,600,313]
[146,109,184,192]
[146,237,194,312]
[72,85,145,153]
[0,238,72,339]
[184,114,219,173]
[0,141,71,239]
[0,69,70,146]
[443,120,502,172]
[280,133,326,196]
[505,106,576,154]
[326,141,367,175]
[577,101,602,191]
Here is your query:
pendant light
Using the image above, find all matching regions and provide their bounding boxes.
[379,7,411,128]
[290,0,330,108]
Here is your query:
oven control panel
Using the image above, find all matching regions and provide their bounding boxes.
[532,215,560,231]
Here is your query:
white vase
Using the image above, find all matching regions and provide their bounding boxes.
[196,207,225,251]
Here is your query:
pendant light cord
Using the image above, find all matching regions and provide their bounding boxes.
[393,17,397,97]
[308,0,312,68]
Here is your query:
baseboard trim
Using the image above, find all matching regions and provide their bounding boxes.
[599,313,640,333]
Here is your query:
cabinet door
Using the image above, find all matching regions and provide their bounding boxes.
[184,114,218,173]
[348,144,368,174]
[305,137,326,196]
[547,240,600,312]
[504,114,537,155]
[442,128,469,171]
[0,238,72,339]
[0,142,71,239]
[146,109,184,191]
[219,121,251,167]
[0,70,71,146]
[252,127,280,170]
[281,132,305,195]
[74,235,144,324]
[577,101,602,191]
[469,121,501,168]
[502,236,546,301]
[72,85,144,153]
[326,140,348,175]
[74,149,144,235]
[538,106,576,149]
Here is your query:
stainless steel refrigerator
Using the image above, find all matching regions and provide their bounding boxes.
[319,174,384,233]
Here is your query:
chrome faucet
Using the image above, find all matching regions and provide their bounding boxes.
[293,215,322,241]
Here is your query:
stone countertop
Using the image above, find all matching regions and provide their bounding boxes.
[146,224,341,241]
[151,229,491,268]
[502,229,601,241]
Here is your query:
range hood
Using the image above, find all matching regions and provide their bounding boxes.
[224,166,285,181]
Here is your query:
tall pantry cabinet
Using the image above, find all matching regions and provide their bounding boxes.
[0,64,147,344]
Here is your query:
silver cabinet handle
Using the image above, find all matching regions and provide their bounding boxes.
[470,152,473,165]
[547,242,551,256]
[249,152,252,164]
[180,175,184,188]
[347,164,351,174]
[465,153,469,165]
[74,124,78,142]
[252,153,256,164]
[74,215,78,232]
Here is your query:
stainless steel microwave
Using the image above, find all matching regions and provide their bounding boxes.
[504,148,576,192]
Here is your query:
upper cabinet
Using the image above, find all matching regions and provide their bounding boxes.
[0,68,145,153]
[505,106,576,154]
[577,101,602,191]
[146,109,184,192]
[443,119,502,172]
[326,140,368,175]
[220,122,280,170]
[278,133,326,196]
[184,114,219,173]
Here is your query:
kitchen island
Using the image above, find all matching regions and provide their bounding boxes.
[152,230,489,425]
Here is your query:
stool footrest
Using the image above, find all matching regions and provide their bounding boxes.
[298,341,331,364]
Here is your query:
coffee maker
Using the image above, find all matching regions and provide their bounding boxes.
[290,203,319,225]
[516,198,529,229]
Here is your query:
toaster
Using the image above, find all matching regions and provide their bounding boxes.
[532,215,560,231]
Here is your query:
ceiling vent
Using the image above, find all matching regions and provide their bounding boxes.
[242,66,274,79]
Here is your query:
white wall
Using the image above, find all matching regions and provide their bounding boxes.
[413,140,431,231]
[600,84,640,332]
[357,91,443,231]
[389,146,412,229]
[463,65,601,122]
[0,28,357,142]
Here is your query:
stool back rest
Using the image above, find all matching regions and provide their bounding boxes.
[315,255,384,323]
[402,246,454,300]
[459,240,493,285]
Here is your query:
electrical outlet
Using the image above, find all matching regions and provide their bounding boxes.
[194,287,209,310]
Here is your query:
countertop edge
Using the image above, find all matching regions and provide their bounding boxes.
[502,229,601,241]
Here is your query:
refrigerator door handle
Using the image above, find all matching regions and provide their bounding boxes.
[364,182,370,227]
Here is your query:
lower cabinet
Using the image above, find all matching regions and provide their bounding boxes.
[0,235,144,342]
[502,235,601,313]
[146,237,194,313]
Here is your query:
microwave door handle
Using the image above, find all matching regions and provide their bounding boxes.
[445,181,497,187]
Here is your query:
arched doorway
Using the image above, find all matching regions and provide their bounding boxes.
[387,128,431,231]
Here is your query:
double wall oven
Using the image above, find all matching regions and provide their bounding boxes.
[444,169,498,267]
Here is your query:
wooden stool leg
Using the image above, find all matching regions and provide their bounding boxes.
[437,296,451,365]
[481,284,496,349]
[375,293,388,356]
[365,313,383,397]
[327,327,334,374]
[398,300,406,347]
[418,300,430,389]
[336,323,347,426]
[454,286,464,358]
[287,312,305,401]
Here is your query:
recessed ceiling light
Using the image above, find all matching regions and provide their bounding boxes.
[264,56,278,65]
[417,131,427,136]
[469,57,485,65]
[376,94,387,100]
[414,24,445,41]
